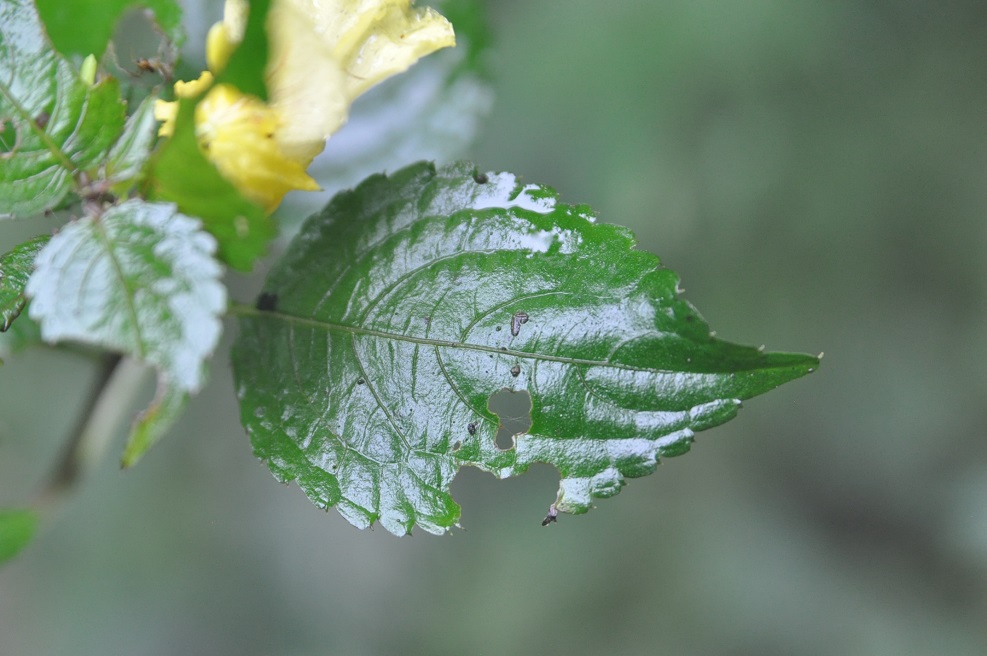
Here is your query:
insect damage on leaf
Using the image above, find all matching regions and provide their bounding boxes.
[232,161,819,536]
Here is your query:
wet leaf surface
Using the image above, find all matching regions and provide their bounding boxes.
[233,161,818,535]
[0,0,126,218]
[0,235,49,332]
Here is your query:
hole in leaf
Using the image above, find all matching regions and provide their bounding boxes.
[487,388,532,451]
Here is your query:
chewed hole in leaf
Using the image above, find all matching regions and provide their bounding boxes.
[487,388,532,451]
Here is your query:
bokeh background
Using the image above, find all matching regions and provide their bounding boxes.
[3,0,987,654]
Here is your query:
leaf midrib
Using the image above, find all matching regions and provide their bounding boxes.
[230,302,801,376]
[0,76,77,173]
[92,218,145,358]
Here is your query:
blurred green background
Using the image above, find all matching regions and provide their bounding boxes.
[3,0,987,654]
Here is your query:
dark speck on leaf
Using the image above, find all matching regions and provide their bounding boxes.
[467,422,477,435]
[357,378,365,385]
[34,111,50,129]
[510,364,521,377]
[511,311,529,337]
[542,505,558,526]
[495,326,502,331]
[473,172,489,184]
[256,292,278,311]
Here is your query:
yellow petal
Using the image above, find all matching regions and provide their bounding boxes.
[153,99,178,137]
[153,71,215,137]
[207,0,248,71]
[267,0,455,161]
[196,84,320,213]
[154,0,454,214]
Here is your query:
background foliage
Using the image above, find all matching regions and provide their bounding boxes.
[1,0,986,654]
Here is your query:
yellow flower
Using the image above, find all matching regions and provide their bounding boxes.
[154,0,455,213]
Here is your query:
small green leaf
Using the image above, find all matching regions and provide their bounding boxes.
[1,235,50,332]
[35,0,183,59]
[121,380,187,468]
[102,95,159,192]
[0,508,38,564]
[232,162,819,535]
[144,98,276,271]
[0,312,41,365]
[0,0,126,218]
[26,199,226,393]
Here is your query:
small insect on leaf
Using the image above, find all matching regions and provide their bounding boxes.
[135,57,172,78]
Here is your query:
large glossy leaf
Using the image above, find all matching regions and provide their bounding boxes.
[25,200,225,462]
[0,0,126,218]
[35,0,183,59]
[233,161,819,535]
[0,235,49,332]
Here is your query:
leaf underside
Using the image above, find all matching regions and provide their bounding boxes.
[25,200,225,462]
[0,0,126,218]
[26,199,225,393]
[233,161,818,536]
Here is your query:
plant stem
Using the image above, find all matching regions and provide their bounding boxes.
[35,355,150,513]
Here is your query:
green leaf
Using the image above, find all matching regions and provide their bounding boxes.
[232,162,819,535]
[102,95,159,193]
[34,0,183,59]
[25,199,226,393]
[0,508,38,564]
[1,235,49,331]
[121,380,187,468]
[298,0,493,213]
[217,0,271,102]
[0,0,126,219]
[144,98,276,271]
[142,0,273,271]
[25,199,225,461]
[0,311,41,365]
